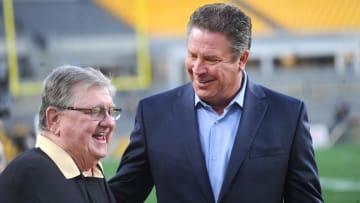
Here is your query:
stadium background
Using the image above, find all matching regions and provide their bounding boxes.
[1,0,359,202]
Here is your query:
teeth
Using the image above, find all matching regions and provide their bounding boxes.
[93,132,107,140]
[93,134,106,141]
[198,79,210,83]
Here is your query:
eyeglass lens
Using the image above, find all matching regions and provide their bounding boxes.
[93,107,121,120]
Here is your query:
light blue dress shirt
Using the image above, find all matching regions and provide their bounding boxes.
[195,72,247,202]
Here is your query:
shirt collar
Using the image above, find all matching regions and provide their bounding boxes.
[195,71,247,109]
[35,134,104,179]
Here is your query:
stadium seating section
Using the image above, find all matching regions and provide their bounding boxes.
[95,0,360,36]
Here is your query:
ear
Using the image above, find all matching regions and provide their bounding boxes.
[238,51,250,71]
[46,106,61,135]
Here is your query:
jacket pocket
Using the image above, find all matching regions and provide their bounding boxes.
[249,148,285,158]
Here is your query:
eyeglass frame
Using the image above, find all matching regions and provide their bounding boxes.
[59,106,122,121]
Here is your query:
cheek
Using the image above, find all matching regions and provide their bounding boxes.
[82,123,98,136]
[62,118,95,138]
[185,58,193,72]
[73,125,96,146]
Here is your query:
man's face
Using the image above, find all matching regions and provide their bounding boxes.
[185,27,247,110]
[57,85,116,166]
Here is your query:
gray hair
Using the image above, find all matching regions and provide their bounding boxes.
[186,3,252,61]
[38,65,116,131]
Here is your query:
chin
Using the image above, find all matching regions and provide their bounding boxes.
[94,150,108,159]
[196,91,213,100]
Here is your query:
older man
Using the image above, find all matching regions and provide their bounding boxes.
[0,65,120,202]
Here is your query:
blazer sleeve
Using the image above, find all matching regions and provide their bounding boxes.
[108,100,154,203]
[284,102,324,202]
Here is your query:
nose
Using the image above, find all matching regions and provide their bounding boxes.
[192,59,207,75]
[99,111,116,126]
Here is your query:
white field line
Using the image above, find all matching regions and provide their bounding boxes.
[321,177,360,192]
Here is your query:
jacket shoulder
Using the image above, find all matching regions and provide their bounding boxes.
[249,80,303,105]
[0,148,53,177]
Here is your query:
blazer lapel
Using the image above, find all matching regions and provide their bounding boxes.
[174,84,215,202]
[218,80,268,201]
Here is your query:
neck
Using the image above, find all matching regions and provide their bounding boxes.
[82,167,93,177]
[212,105,225,115]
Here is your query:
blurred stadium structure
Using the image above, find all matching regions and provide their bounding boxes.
[0,0,360,161]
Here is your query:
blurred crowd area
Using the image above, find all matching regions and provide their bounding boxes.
[1,0,360,170]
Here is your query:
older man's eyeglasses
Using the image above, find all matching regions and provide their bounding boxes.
[64,106,122,121]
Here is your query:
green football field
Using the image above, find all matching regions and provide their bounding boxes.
[103,144,360,203]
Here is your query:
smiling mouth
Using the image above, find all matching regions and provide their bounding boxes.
[93,133,107,143]
[196,79,214,87]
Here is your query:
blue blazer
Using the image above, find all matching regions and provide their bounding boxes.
[109,79,323,203]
